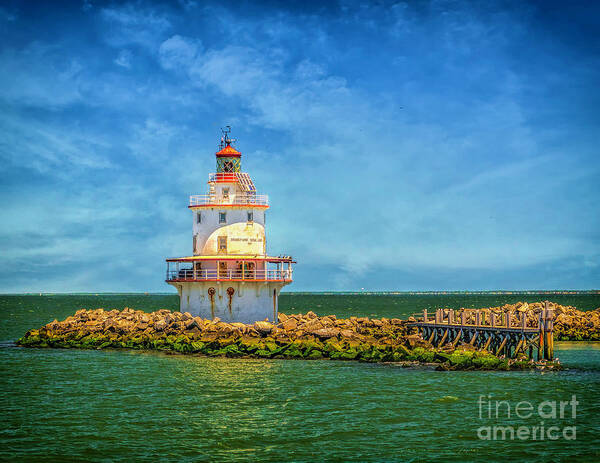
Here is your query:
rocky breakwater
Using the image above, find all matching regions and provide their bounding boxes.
[552,305,600,341]
[17,308,557,370]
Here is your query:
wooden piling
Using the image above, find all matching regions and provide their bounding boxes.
[470,331,478,346]
[545,302,554,360]
[452,330,462,347]
[483,335,492,351]
[514,339,524,357]
[428,330,436,344]
[438,329,448,347]
[538,309,545,361]
[496,336,508,356]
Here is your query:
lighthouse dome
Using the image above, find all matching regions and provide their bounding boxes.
[216,145,241,157]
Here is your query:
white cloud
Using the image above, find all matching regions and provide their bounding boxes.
[100,3,171,49]
[158,35,201,70]
[0,110,115,176]
[0,43,83,107]
[114,49,133,68]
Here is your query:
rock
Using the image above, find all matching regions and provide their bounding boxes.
[311,328,340,339]
[339,329,359,339]
[230,322,246,332]
[321,317,335,327]
[518,303,529,312]
[305,311,318,319]
[301,319,324,332]
[281,318,297,331]
[254,321,274,335]
[185,318,200,330]
[405,334,429,349]
[555,313,572,325]
[278,313,289,322]
[154,320,167,331]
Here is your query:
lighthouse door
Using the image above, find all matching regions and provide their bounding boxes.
[218,236,227,253]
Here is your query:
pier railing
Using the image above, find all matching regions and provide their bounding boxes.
[166,268,292,282]
[408,302,555,360]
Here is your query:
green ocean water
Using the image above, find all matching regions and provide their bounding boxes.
[2,293,600,462]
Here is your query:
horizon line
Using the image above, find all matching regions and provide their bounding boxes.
[1,290,599,296]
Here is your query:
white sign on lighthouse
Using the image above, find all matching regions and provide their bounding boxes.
[165,127,295,323]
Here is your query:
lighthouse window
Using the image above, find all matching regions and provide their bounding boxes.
[247,211,253,222]
[222,188,229,199]
[196,213,201,224]
[218,236,227,252]
[219,212,227,223]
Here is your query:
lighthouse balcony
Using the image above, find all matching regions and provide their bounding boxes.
[166,257,294,283]
[189,193,269,207]
[166,268,292,282]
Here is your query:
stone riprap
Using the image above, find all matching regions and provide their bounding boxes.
[17,307,562,371]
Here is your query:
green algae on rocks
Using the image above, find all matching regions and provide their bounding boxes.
[17,308,560,371]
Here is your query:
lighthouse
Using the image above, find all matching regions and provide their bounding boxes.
[165,127,295,323]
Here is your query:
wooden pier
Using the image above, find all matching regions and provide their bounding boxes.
[409,301,555,360]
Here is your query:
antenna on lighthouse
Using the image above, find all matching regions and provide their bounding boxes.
[220,125,237,149]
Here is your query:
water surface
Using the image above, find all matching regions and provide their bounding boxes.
[2,294,599,462]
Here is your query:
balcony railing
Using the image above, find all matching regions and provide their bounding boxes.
[166,269,292,282]
[189,194,269,207]
[208,173,238,183]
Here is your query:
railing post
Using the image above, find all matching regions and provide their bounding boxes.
[547,309,554,360]
[448,309,454,325]
[423,309,428,323]
[539,308,546,360]
[461,310,466,326]
[543,302,554,360]
[506,310,511,329]
[476,310,480,327]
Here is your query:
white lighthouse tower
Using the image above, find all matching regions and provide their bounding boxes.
[165,127,295,323]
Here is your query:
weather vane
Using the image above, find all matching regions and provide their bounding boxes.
[219,125,237,149]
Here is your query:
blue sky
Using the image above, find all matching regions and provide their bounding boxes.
[0,0,598,292]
